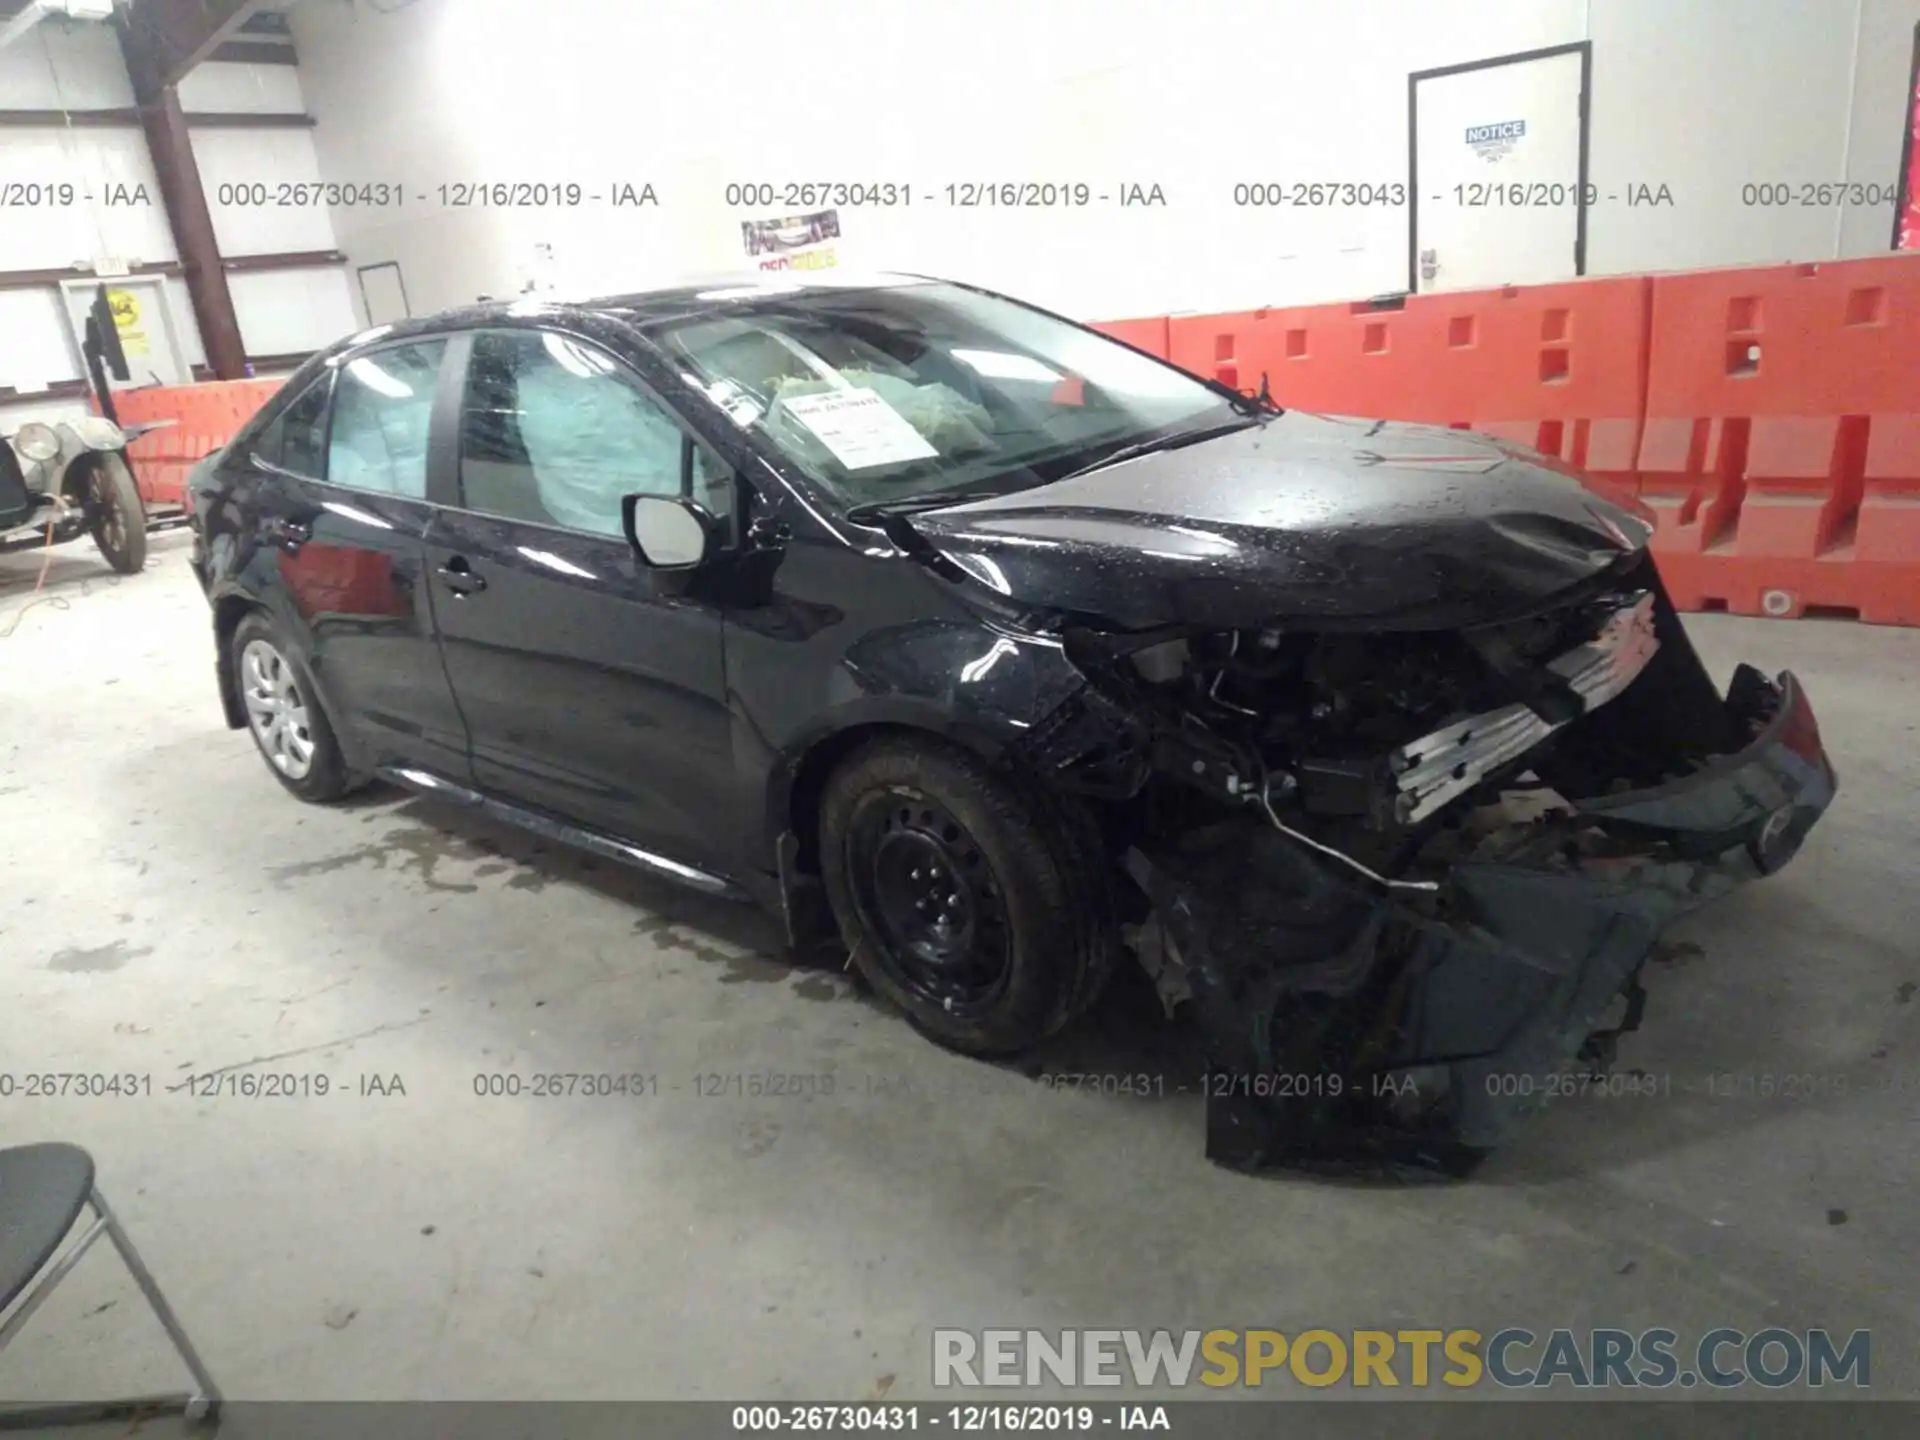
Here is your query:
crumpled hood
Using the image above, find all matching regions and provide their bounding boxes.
[906,412,1656,631]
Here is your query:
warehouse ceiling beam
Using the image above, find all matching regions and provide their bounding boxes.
[126,79,249,379]
[0,3,57,57]
[106,1,281,379]
[118,0,268,100]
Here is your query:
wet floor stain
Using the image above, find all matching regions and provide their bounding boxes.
[736,1116,780,1158]
[506,870,552,893]
[49,940,153,973]
[1895,982,1915,1005]
[631,911,784,975]
[717,953,791,984]
[266,825,489,894]
[792,975,849,1003]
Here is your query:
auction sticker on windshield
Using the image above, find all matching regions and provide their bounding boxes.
[779,388,939,469]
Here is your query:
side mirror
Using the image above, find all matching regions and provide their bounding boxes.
[622,493,717,569]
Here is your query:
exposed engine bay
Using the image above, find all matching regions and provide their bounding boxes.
[1009,553,1837,1175]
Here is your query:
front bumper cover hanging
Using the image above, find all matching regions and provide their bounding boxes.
[1126,664,1838,1177]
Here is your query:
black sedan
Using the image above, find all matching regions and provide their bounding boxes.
[187,272,1836,1173]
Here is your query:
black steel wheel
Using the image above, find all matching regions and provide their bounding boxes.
[819,736,1116,1054]
[852,792,1014,1014]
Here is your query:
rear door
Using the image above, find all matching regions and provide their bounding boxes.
[242,339,469,775]
[421,326,736,866]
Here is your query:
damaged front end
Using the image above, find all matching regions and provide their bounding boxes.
[1016,554,1838,1175]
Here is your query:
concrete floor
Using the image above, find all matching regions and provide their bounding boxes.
[1,530,1916,1410]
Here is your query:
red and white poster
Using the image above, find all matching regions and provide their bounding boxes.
[741,208,843,272]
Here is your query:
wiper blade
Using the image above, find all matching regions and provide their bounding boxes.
[845,416,1269,521]
[1056,418,1263,481]
[845,489,998,523]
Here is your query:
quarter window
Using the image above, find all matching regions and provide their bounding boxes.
[325,340,447,499]
[458,329,725,539]
[252,374,331,479]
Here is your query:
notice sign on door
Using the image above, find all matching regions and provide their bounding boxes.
[105,287,150,358]
[1465,119,1526,162]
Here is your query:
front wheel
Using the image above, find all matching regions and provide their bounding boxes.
[86,452,147,574]
[818,737,1116,1055]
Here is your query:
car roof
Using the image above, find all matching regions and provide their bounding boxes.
[328,270,940,358]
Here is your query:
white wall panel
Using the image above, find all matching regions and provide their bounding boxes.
[0,289,80,394]
[290,0,1920,319]
[190,127,339,256]
[176,60,306,114]
[80,129,176,265]
[1587,0,1858,274]
[286,0,1586,317]
[0,395,92,430]
[228,265,359,357]
[1839,0,1920,257]
[1,136,169,275]
[0,131,100,269]
[0,19,131,109]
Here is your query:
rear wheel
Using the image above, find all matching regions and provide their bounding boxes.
[231,613,357,802]
[819,737,1115,1055]
[86,452,147,575]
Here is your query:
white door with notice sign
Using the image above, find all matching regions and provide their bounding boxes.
[1412,46,1587,293]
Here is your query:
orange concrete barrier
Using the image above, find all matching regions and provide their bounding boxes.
[1166,277,1653,500]
[1637,256,1920,624]
[1118,255,1920,625]
[107,378,286,508]
[1087,316,1171,361]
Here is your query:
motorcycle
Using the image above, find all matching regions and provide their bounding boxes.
[0,416,152,575]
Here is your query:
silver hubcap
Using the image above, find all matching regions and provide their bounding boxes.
[241,639,316,780]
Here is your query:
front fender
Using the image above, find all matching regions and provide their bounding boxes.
[760,617,1090,856]
[54,417,129,455]
[50,420,131,502]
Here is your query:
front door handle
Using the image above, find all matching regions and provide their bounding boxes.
[436,555,488,596]
[264,516,311,553]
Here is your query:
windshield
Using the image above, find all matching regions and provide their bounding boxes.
[642,281,1242,510]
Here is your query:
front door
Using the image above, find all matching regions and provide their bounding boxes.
[243,344,469,776]
[422,326,736,866]
[1411,44,1589,293]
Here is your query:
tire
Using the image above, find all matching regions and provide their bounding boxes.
[86,452,147,575]
[818,736,1117,1055]
[230,612,358,803]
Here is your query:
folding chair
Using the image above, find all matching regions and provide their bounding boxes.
[0,1143,220,1430]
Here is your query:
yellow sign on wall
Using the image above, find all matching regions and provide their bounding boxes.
[105,287,150,358]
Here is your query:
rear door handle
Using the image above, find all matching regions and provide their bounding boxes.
[436,555,488,596]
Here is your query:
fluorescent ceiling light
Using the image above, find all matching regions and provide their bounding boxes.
[543,333,614,378]
[951,349,1063,383]
[346,357,413,398]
